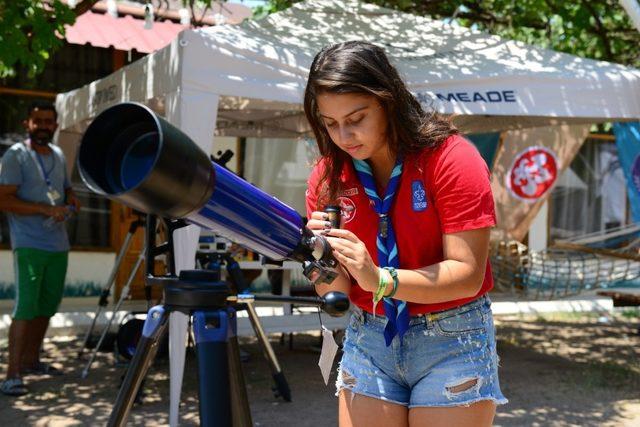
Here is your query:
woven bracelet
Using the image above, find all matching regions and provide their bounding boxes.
[382,266,399,299]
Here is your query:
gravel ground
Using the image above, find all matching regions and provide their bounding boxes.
[1,312,639,426]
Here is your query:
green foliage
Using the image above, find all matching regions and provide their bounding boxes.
[0,1,233,77]
[253,0,640,67]
[3,0,637,78]
[253,0,295,19]
[0,0,76,78]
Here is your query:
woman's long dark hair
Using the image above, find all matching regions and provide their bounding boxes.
[304,41,458,207]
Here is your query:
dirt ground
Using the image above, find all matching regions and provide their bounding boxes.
[1,311,639,427]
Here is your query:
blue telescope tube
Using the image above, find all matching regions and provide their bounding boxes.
[77,102,309,261]
[187,164,304,259]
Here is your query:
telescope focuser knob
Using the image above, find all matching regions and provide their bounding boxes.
[320,291,350,317]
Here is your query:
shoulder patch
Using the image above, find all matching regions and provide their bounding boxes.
[411,180,428,212]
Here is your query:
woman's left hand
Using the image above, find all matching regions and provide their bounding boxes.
[324,229,378,292]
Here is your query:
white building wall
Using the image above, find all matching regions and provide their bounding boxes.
[0,250,116,300]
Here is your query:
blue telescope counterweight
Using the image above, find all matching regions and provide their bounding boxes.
[78,102,337,283]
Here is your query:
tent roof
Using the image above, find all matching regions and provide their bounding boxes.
[56,0,640,136]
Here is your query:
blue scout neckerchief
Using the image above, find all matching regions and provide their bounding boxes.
[352,157,409,346]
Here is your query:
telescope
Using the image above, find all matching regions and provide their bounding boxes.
[77,102,349,427]
[77,102,338,285]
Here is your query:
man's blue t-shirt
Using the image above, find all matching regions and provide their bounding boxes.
[0,141,71,252]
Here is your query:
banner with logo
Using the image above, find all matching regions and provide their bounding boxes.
[490,125,591,242]
[613,122,640,223]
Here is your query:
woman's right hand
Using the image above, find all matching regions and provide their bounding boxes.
[307,211,333,235]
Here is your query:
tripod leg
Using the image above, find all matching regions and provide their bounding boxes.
[169,311,189,427]
[82,250,145,378]
[245,301,291,401]
[193,308,252,427]
[78,295,107,359]
[228,333,253,427]
[78,229,137,358]
[108,305,169,427]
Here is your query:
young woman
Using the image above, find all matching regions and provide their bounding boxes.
[304,41,507,427]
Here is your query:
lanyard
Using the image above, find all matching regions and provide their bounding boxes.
[26,139,56,188]
[34,151,55,187]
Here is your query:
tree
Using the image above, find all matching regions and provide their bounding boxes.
[254,0,640,68]
[0,1,78,77]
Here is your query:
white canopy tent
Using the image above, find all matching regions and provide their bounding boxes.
[57,0,640,143]
[54,1,640,424]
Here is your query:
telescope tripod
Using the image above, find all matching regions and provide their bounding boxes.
[109,271,253,427]
[104,212,348,426]
[78,215,146,377]
[108,271,349,426]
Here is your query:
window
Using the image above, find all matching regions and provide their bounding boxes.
[243,137,318,214]
[0,142,12,246]
[550,137,629,241]
[66,163,111,248]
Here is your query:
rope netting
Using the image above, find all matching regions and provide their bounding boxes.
[491,234,640,300]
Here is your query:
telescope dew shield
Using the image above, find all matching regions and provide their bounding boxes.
[79,103,214,218]
[78,102,305,260]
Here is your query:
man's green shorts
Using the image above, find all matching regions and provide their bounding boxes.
[13,248,68,320]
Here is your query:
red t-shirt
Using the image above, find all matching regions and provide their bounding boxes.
[305,134,496,315]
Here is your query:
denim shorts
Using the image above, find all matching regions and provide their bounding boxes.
[336,295,508,408]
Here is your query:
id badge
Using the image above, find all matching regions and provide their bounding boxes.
[47,189,62,204]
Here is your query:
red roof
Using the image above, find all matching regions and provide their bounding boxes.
[65,11,187,53]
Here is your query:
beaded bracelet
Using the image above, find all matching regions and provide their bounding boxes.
[382,266,399,299]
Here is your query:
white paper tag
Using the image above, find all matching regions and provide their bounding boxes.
[318,326,339,386]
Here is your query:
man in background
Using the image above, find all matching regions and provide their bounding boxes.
[0,102,80,396]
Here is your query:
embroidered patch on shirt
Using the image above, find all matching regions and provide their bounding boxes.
[411,180,428,212]
[337,196,357,223]
[340,187,359,197]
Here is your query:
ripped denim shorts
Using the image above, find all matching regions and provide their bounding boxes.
[336,295,508,408]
